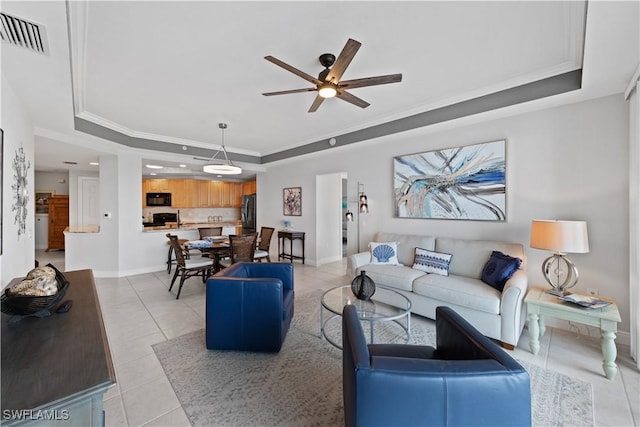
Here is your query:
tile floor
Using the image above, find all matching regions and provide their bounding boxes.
[37,250,639,427]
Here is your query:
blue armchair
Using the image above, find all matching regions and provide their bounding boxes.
[206,262,294,352]
[343,304,531,427]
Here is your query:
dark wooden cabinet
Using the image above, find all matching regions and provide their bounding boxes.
[47,195,69,251]
[1,269,116,426]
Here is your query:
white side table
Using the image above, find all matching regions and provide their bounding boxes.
[525,286,622,379]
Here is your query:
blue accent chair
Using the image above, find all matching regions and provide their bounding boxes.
[206,262,294,352]
[343,304,532,427]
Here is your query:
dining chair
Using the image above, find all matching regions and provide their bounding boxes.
[219,233,258,269]
[254,226,275,262]
[166,234,198,274]
[167,234,215,299]
[198,227,223,239]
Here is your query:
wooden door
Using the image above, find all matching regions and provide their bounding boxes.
[47,195,69,251]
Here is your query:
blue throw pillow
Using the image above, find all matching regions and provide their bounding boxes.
[481,251,522,292]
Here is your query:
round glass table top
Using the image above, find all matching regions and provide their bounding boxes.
[321,285,411,322]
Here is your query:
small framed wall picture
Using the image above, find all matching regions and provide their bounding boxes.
[283,187,302,216]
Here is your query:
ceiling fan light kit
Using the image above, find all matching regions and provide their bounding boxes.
[263,38,402,112]
[318,83,337,98]
[203,123,242,175]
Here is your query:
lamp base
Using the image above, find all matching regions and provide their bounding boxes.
[541,253,579,296]
[545,288,569,297]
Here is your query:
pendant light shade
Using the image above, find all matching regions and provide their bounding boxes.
[203,123,242,175]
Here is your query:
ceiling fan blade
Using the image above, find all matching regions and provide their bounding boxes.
[264,56,322,85]
[308,95,325,113]
[262,88,317,96]
[326,38,361,83]
[336,90,370,109]
[339,73,403,90]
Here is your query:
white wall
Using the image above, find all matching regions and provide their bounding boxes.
[0,75,36,286]
[257,94,631,333]
[34,171,70,195]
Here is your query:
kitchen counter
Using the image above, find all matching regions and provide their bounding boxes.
[142,221,241,232]
[64,225,100,233]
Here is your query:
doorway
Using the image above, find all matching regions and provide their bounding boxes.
[315,172,347,265]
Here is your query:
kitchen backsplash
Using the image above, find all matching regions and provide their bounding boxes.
[144,207,240,223]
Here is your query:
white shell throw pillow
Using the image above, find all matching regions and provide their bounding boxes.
[369,242,400,265]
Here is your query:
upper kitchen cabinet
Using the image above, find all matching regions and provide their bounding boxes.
[142,178,250,208]
[242,180,256,195]
[196,180,211,207]
[146,179,170,193]
[170,179,195,208]
[229,183,243,207]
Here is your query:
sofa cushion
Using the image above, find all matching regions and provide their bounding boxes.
[412,248,452,276]
[481,251,522,292]
[369,241,400,265]
[375,233,436,266]
[412,274,501,315]
[356,265,426,292]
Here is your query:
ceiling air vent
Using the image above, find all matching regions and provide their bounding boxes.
[0,12,49,55]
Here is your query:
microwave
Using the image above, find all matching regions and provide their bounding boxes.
[146,192,172,206]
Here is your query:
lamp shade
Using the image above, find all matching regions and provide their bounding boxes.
[530,220,589,253]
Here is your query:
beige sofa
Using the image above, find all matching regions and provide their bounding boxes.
[348,232,528,348]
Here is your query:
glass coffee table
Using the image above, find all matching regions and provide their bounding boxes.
[320,285,412,349]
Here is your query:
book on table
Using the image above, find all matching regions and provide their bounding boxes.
[558,293,611,309]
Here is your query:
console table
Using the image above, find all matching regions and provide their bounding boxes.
[278,230,305,264]
[1,269,116,425]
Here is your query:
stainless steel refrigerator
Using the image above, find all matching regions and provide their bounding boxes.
[241,194,256,234]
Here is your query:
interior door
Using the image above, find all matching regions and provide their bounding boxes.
[79,177,100,227]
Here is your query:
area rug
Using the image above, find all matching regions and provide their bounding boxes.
[153,291,594,427]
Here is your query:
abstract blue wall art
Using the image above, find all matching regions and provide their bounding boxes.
[394,140,506,221]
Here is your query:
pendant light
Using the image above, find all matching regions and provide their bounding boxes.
[203,123,242,175]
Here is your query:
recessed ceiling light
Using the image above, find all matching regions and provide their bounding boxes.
[89,162,99,166]
[179,164,187,168]
[150,172,157,176]
[145,164,163,169]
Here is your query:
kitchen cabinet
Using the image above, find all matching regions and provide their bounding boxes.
[146,178,170,193]
[229,183,243,207]
[170,179,195,208]
[209,181,223,207]
[142,179,248,208]
[242,180,256,195]
[47,195,69,251]
[196,180,211,207]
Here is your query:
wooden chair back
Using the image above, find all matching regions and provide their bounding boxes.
[199,227,223,239]
[257,226,275,251]
[167,234,187,267]
[228,233,258,264]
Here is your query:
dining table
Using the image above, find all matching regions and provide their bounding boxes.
[186,238,231,272]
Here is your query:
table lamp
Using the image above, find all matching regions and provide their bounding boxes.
[530,220,589,296]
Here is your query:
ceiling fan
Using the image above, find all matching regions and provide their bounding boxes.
[262,38,402,113]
